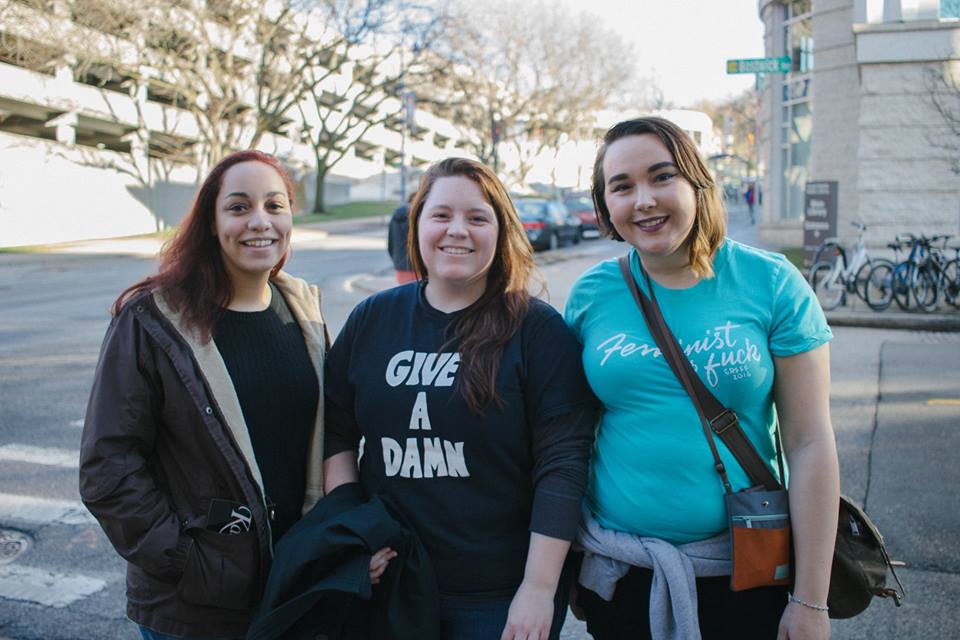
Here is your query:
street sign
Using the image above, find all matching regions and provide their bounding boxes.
[726,57,791,74]
[803,181,839,267]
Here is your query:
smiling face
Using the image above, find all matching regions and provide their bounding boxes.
[417,175,499,297]
[602,134,698,267]
[213,161,293,285]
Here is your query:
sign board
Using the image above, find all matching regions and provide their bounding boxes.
[726,56,792,74]
[803,181,839,267]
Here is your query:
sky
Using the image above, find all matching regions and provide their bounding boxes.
[569,0,766,107]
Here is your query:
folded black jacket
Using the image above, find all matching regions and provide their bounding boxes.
[247,482,440,640]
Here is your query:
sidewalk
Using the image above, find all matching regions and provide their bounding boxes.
[831,339,960,638]
[11,208,960,331]
[3,218,380,259]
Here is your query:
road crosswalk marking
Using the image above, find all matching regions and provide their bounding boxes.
[0,444,79,468]
[0,564,106,608]
[0,493,96,526]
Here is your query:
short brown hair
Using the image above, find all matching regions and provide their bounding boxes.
[591,117,725,278]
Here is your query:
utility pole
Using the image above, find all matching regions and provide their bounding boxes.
[754,73,763,225]
[490,111,500,173]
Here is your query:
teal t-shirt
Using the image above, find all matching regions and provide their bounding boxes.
[564,240,832,544]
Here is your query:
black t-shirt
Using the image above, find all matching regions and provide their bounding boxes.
[324,283,596,597]
[214,284,319,541]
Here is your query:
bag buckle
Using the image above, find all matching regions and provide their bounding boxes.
[710,410,739,435]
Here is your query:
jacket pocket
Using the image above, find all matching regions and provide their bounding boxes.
[177,528,260,610]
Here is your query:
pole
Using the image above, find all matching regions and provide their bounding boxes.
[753,73,763,225]
[491,112,499,173]
[399,35,407,203]
[400,112,407,202]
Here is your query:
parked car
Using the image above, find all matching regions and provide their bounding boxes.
[563,193,600,239]
[515,198,581,251]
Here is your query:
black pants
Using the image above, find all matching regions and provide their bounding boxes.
[577,567,788,640]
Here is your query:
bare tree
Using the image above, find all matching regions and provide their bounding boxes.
[695,89,758,167]
[425,0,636,188]
[1,0,68,75]
[280,0,444,212]
[30,0,447,211]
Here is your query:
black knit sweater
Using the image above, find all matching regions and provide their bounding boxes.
[214,283,319,541]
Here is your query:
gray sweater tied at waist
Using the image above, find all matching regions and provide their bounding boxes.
[577,505,732,640]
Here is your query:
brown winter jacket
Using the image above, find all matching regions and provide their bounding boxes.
[79,271,327,638]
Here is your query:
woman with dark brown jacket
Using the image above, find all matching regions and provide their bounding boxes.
[79,151,327,640]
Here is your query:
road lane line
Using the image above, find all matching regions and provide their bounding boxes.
[0,444,78,468]
[0,564,106,607]
[927,398,960,405]
[0,493,95,526]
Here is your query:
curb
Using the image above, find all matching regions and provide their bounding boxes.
[346,271,396,295]
[345,246,603,297]
[824,309,960,332]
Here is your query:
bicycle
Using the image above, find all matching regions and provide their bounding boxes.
[942,241,960,308]
[913,235,958,311]
[865,234,953,312]
[808,222,883,310]
[863,240,906,312]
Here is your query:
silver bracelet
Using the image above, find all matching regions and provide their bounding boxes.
[788,592,829,613]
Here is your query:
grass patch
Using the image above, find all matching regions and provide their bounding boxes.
[778,247,806,272]
[294,200,399,225]
[0,245,45,254]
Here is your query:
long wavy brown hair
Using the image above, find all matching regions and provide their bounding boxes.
[407,157,536,413]
[591,117,726,278]
[113,150,295,341]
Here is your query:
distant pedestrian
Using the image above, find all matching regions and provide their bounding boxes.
[80,150,328,640]
[388,194,416,284]
[324,157,598,640]
[745,182,756,224]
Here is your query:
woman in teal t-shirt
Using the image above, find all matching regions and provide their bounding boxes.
[564,117,839,640]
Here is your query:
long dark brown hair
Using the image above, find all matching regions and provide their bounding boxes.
[407,157,535,414]
[113,150,295,340]
[591,117,726,277]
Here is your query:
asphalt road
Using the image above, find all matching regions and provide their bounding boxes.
[1,216,958,639]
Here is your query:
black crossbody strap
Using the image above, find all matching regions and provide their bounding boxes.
[617,255,783,492]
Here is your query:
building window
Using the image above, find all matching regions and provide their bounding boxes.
[384,148,401,167]
[779,0,813,220]
[74,63,133,94]
[354,140,378,161]
[783,2,813,73]
[384,114,403,133]
[787,0,811,19]
[0,32,60,75]
[316,91,346,109]
[942,0,960,19]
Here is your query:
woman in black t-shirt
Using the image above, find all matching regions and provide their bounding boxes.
[323,158,596,640]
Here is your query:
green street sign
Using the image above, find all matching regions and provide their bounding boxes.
[726,56,792,74]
